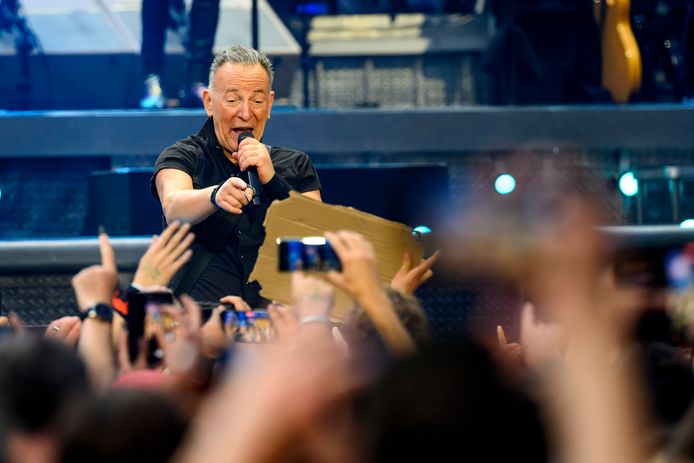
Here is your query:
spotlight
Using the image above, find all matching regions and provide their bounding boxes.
[412,225,432,242]
[618,171,639,197]
[494,174,516,195]
[681,219,694,228]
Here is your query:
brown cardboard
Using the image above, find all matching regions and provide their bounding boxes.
[249,191,424,320]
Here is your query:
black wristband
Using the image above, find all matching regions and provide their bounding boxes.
[210,183,223,209]
[79,303,114,323]
[262,174,292,201]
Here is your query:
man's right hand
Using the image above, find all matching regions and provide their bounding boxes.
[214,177,254,214]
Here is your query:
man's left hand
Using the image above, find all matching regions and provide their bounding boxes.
[235,137,275,184]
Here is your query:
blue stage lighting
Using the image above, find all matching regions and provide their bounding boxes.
[618,171,639,197]
[494,174,516,195]
[681,219,694,228]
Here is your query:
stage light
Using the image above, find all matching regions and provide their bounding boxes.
[618,171,639,197]
[412,225,432,241]
[494,174,516,195]
[681,219,694,228]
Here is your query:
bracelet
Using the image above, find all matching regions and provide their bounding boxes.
[299,315,330,326]
[210,183,224,209]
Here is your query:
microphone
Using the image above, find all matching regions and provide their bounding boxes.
[238,131,262,206]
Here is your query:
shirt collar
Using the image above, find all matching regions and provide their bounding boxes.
[198,117,224,153]
[198,117,216,139]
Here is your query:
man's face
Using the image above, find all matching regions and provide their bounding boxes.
[203,62,275,153]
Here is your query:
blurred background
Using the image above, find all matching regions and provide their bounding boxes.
[2,0,694,336]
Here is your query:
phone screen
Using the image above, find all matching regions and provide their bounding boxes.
[197,303,273,343]
[234,310,272,342]
[277,237,341,272]
[126,291,174,363]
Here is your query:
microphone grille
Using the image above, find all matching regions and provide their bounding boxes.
[238,131,254,144]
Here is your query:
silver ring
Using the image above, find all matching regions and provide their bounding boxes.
[51,325,61,332]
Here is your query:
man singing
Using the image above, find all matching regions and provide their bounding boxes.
[150,45,322,306]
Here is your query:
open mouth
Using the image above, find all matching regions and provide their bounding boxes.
[232,127,254,136]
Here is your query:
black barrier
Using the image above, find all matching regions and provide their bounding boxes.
[0,237,148,326]
[3,226,694,339]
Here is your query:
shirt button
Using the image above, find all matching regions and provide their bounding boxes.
[240,254,245,259]
[237,229,243,235]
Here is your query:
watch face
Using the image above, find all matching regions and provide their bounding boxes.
[90,304,113,322]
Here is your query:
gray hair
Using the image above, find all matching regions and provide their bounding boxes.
[208,45,274,91]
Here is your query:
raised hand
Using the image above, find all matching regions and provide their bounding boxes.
[496,324,523,366]
[324,231,383,305]
[72,231,118,311]
[391,250,441,294]
[519,303,564,370]
[325,230,415,354]
[133,221,195,288]
[73,231,118,390]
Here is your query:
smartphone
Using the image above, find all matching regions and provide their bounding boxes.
[277,237,341,272]
[126,291,174,364]
[197,301,235,326]
[234,310,272,342]
[197,303,272,342]
[142,291,175,305]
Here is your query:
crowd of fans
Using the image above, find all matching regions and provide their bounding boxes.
[2,161,694,463]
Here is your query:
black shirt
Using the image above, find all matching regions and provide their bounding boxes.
[150,117,321,306]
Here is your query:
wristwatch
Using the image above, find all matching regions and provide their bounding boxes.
[80,303,114,323]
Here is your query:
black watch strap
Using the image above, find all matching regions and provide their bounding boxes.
[80,303,114,323]
[210,183,224,209]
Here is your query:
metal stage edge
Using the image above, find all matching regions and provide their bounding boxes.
[1,105,693,158]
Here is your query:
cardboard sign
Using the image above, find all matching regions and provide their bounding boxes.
[249,192,424,320]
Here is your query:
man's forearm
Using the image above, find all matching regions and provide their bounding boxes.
[163,186,217,225]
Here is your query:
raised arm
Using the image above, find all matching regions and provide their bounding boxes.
[325,231,415,355]
[155,168,253,225]
[73,232,118,391]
